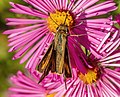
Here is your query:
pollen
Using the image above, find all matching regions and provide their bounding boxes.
[79,68,98,84]
[47,11,74,33]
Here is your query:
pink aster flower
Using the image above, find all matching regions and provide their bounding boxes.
[9,71,46,97]
[3,0,117,73]
[43,31,120,97]
[9,67,120,97]
[45,38,120,96]
[9,33,120,96]
[47,68,120,97]
[9,70,63,97]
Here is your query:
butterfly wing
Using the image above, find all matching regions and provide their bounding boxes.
[38,25,72,83]
[64,46,72,78]
[38,42,53,73]
[37,42,54,83]
[51,49,56,73]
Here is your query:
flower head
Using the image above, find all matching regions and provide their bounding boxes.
[9,71,46,97]
[47,68,120,97]
[46,43,120,96]
[3,0,117,74]
[9,70,63,97]
[9,67,120,97]
[9,33,120,95]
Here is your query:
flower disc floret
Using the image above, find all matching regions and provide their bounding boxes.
[47,11,73,33]
[79,68,98,84]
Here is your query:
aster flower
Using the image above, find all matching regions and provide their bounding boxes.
[9,71,46,97]
[45,38,120,96]
[47,67,120,97]
[9,70,63,97]
[9,33,120,96]
[9,66,120,97]
[43,30,120,97]
[3,0,117,73]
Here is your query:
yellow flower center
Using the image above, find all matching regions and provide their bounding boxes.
[47,11,74,33]
[79,69,98,84]
[47,93,56,97]
[47,93,64,97]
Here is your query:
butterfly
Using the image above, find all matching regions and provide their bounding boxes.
[37,13,85,88]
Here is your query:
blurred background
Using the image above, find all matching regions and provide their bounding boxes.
[0,0,26,97]
[0,0,120,97]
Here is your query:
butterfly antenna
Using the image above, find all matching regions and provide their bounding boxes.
[71,21,83,28]
[70,33,87,37]
[63,14,68,25]
[48,12,59,26]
